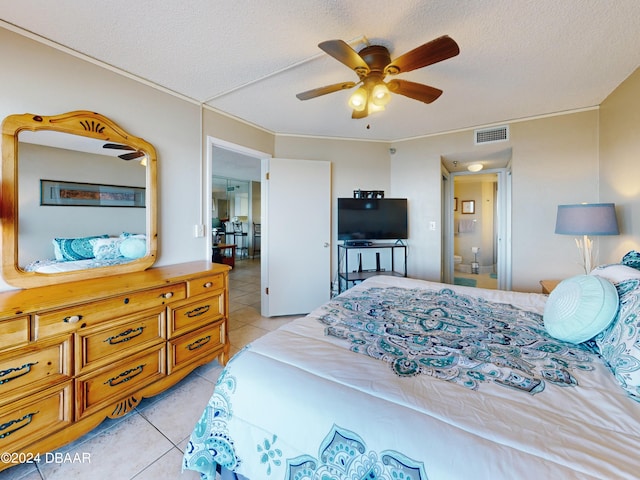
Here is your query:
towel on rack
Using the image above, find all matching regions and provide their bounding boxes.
[457,219,476,233]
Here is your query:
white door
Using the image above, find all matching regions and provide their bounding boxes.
[261,158,331,316]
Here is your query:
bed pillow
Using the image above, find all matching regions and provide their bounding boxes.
[52,234,109,261]
[119,236,146,259]
[543,275,619,344]
[594,278,640,401]
[590,264,640,283]
[119,232,146,239]
[621,250,640,270]
[91,237,124,260]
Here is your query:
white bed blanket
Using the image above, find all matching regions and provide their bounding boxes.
[184,276,640,480]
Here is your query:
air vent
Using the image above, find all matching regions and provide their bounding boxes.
[474,125,509,145]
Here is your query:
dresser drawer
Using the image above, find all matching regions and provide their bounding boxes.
[76,343,165,418]
[188,273,224,298]
[168,321,225,374]
[0,381,72,453]
[0,316,29,350]
[76,307,165,374]
[168,295,224,339]
[34,283,186,339]
[0,335,72,406]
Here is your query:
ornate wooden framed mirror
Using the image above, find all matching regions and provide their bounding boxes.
[1,110,157,288]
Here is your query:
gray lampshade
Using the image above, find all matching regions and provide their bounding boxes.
[555,203,619,236]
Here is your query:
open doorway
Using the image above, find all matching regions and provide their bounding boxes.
[211,176,257,256]
[207,137,266,277]
[441,150,512,290]
[207,139,331,317]
[210,150,262,255]
[452,173,499,289]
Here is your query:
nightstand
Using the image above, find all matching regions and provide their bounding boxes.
[540,279,561,294]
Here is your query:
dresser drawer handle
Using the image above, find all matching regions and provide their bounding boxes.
[63,314,83,323]
[160,292,174,299]
[186,305,211,318]
[104,364,145,387]
[0,411,38,439]
[203,281,214,288]
[0,362,38,385]
[104,326,145,345]
[187,335,211,351]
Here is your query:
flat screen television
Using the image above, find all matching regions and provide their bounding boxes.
[338,198,408,242]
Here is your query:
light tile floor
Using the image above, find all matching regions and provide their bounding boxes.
[3,258,294,480]
[454,271,498,289]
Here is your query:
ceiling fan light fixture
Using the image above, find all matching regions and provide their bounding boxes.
[348,87,368,111]
[468,163,483,172]
[299,35,459,119]
[368,102,386,113]
[371,82,391,107]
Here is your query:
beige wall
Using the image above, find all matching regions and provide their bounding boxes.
[0,26,277,291]
[0,27,202,287]
[1,25,638,295]
[599,67,640,262]
[510,111,599,290]
[203,108,274,157]
[388,135,444,279]
[274,135,391,276]
[391,110,600,291]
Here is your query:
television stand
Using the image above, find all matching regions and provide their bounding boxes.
[337,242,407,294]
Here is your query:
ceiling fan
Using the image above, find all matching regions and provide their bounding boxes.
[296,35,459,119]
[103,143,146,161]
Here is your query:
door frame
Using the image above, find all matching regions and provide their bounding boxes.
[206,136,271,309]
[443,167,512,290]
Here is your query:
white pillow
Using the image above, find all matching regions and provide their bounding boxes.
[543,275,619,344]
[119,237,146,259]
[91,237,124,260]
[590,264,640,283]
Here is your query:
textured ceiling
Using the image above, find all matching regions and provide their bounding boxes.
[1,0,640,142]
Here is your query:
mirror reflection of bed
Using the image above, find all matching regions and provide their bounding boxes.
[17,131,147,272]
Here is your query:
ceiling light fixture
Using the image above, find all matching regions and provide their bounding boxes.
[297,35,460,120]
[468,163,483,172]
[348,78,390,114]
[371,82,391,107]
[348,87,368,111]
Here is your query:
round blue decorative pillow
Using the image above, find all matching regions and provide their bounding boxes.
[543,275,619,344]
[119,237,147,259]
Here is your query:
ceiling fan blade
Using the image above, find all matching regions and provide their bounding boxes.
[351,108,369,119]
[118,151,145,161]
[296,81,357,100]
[387,79,443,104]
[318,40,370,77]
[385,35,459,75]
[103,143,136,151]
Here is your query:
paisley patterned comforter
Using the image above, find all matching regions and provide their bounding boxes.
[183,276,640,480]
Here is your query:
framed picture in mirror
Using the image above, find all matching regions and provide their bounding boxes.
[40,180,145,207]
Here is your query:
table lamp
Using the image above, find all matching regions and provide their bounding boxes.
[554,203,619,273]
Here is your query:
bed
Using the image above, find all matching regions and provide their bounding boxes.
[183,262,640,480]
[24,233,146,273]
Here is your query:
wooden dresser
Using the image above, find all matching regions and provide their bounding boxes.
[0,261,229,470]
